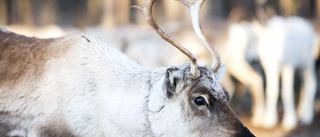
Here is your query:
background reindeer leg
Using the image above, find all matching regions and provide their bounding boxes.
[227,54,265,127]
[262,59,280,128]
[281,64,297,131]
[298,62,317,125]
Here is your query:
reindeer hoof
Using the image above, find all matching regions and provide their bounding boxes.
[298,108,314,125]
[251,116,264,127]
[251,108,265,127]
[262,112,278,129]
[282,114,297,132]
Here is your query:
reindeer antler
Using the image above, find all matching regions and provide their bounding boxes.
[176,0,221,72]
[131,0,200,79]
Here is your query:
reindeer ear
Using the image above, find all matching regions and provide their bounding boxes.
[165,67,183,98]
[214,63,226,84]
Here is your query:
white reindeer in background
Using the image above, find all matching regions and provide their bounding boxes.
[258,16,318,131]
[219,16,319,131]
[0,0,255,136]
[221,22,265,127]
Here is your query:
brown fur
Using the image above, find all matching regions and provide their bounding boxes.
[0,30,83,136]
[39,123,76,137]
[0,30,72,89]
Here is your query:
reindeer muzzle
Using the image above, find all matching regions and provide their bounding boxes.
[234,126,255,137]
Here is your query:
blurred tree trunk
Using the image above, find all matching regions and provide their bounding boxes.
[297,0,314,18]
[316,0,320,18]
[255,0,268,23]
[75,0,88,28]
[87,0,103,26]
[55,0,87,28]
[102,0,115,27]
[17,0,34,25]
[0,0,7,25]
[102,0,130,27]
[162,0,210,23]
[31,0,56,26]
[210,0,228,19]
[279,0,297,16]
[115,0,130,25]
[7,0,34,25]
[163,0,183,22]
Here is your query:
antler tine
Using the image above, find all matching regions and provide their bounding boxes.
[131,0,200,78]
[176,0,221,73]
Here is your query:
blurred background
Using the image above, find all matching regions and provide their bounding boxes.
[0,0,319,27]
[0,0,320,136]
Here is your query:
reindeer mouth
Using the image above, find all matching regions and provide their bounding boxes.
[234,126,255,137]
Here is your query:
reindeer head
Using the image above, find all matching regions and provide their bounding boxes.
[132,0,255,136]
[146,63,253,136]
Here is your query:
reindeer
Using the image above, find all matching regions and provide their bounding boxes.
[217,15,319,131]
[257,16,318,131]
[221,22,265,127]
[0,0,254,136]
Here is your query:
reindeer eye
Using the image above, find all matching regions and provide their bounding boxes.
[194,96,208,106]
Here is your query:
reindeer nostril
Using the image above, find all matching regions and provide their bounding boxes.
[235,127,255,137]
